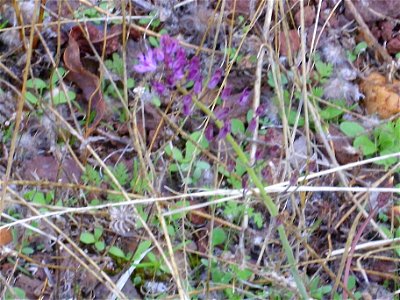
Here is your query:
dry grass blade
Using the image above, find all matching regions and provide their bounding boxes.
[2,0,400,298]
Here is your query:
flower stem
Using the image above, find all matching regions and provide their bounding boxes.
[192,97,309,299]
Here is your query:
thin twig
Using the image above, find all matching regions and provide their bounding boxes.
[344,0,392,64]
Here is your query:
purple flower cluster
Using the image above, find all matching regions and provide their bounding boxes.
[133,35,253,142]
[134,35,207,96]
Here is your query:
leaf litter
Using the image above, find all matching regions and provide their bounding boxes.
[1,0,400,299]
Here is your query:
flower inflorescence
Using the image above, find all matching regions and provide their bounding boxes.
[133,35,251,141]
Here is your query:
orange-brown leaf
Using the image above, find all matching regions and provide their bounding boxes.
[63,33,106,134]
[361,72,400,118]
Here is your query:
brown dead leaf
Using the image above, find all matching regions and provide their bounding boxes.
[0,228,12,246]
[327,125,360,165]
[294,5,315,28]
[64,31,106,134]
[225,0,261,16]
[360,72,400,118]
[367,258,397,283]
[69,23,121,55]
[388,205,400,226]
[21,155,82,183]
[15,274,45,298]
[46,0,80,19]
[278,30,300,57]
[345,0,400,23]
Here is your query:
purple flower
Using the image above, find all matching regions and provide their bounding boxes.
[247,117,257,132]
[194,77,202,94]
[171,68,185,84]
[255,149,264,161]
[208,68,223,89]
[134,49,157,73]
[188,56,200,81]
[221,85,232,101]
[172,48,186,71]
[183,94,193,116]
[217,121,231,140]
[205,124,215,141]
[160,35,179,56]
[153,48,164,62]
[153,81,166,95]
[214,107,230,121]
[255,103,267,117]
[238,88,250,106]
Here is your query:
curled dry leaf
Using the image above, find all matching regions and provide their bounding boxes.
[0,228,12,246]
[360,72,400,118]
[64,31,106,134]
[69,24,121,55]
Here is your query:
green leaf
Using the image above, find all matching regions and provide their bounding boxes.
[347,50,357,63]
[138,11,159,27]
[193,161,210,180]
[314,60,333,79]
[94,227,103,240]
[340,121,365,137]
[22,247,34,255]
[0,20,8,30]
[354,292,363,300]
[354,41,367,55]
[112,162,129,186]
[309,276,320,291]
[171,147,183,162]
[346,275,356,290]
[89,199,101,206]
[267,71,288,88]
[169,163,179,172]
[5,287,26,300]
[167,224,175,236]
[105,53,124,76]
[95,241,105,252]
[126,78,135,89]
[375,147,398,168]
[170,201,189,220]
[132,240,152,261]
[52,90,76,105]
[80,232,95,244]
[149,36,159,47]
[353,135,377,156]
[251,212,263,229]
[236,268,252,281]
[379,225,393,239]
[109,246,126,258]
[26,78,47,90]
[312,86,324,98]
[288,110,305,126]
[25,191,46,205]
[231,119,245,135]
[320,106,344,120]
[25,91,39,105]
[51,67,66,85]
[212,227,227,246]
[185,131,208,161]
[82,166,102,186]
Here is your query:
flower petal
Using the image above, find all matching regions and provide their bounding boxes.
[208,68,223,89]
